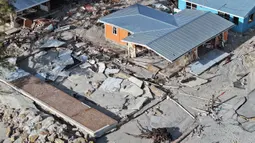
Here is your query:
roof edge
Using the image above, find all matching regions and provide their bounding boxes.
[97,20,135,34]
[14,0,50,12]
[121,39,174,63]
[186,0,245,18]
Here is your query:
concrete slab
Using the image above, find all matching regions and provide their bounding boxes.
[143,86,153,99]
[149,85,166,97]
[97,99,194,142]
[237,90,255,118]
[128,76,143,87]
[128,97,148,110]
[120,80,144,97]
[99,77,123,93]
[190,49,230,75]
[89,89,127,112]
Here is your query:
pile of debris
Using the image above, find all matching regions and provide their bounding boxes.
[0,105,95,143]
[126,121,172,143]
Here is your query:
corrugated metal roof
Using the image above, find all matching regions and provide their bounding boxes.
[123,29,174,45]
[188,0,255,18]
[124,10,234,62]
[101,15,176,33]
[174,9,206,26]
[99,4,178,33]
[100,5,234,62]
[11,0,49,12]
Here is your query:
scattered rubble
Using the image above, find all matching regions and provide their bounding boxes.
[1,0,255,143]
[0,105,95,143]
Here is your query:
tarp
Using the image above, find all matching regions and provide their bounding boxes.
[11,0,49,12]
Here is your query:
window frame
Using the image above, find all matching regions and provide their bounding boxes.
[112,26,117,35]
[192,4,197,10]
[249,13,254,23]
[233,16,239,25]
[186,2,197,9]
[186,2,191,9]
[218,11,230,20]
[224,13,230,20]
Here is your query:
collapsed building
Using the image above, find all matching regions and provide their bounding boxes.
[10,0,51,28]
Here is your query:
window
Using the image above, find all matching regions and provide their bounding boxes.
[249,13,254,23]
[186,2,197,9]
[192,4,197,10]
[233,16,239,25]
[218,11,230,20]
[225,13,230,20]
[113,27,117,35]
[186,2,191,9]
[218,12,225,17]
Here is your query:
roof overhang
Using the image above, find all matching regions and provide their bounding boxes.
[97,19,134,34]
[122,39,174,63]
[122,24,234,63]
[11,0,50,13]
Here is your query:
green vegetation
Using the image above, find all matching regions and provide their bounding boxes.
[0,0,15,27]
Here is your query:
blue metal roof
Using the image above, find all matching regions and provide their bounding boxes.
[188,0,255,18]
[123,29,174,45]
[11,0,49,12]
[99,4,178,33]
[100,5,234,62]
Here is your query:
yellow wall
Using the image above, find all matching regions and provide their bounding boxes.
[105,24,129,45]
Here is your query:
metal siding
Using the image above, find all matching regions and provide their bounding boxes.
[11,0,49,12]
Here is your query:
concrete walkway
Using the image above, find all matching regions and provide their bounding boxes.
[10,76,117,137]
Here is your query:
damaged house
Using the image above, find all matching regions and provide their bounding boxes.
[98,4,234,75]
[9,0,51,28]
[178,0,255,33]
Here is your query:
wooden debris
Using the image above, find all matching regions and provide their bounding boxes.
[126,121,172,143]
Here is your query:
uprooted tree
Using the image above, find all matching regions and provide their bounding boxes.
[0,0,16,28]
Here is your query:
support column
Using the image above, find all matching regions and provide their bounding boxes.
[127,42,136,58]
[222,31,228,47]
